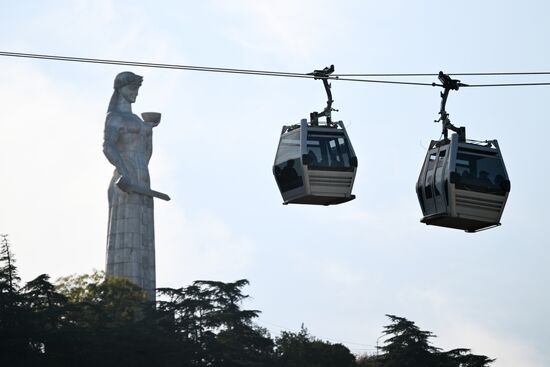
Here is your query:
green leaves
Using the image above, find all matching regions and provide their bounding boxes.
[0,237,496,367]
[157,279,272,366]
[0,234,20,294]
[274,325,356,367]
[377,315,495,367]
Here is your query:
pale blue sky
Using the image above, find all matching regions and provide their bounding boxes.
[1,1,549,365]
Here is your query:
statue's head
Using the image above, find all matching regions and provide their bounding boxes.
[114,71,143,90]
[108,72,143,111]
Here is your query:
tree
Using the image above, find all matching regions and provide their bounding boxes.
[356,353,380,367]
[56,271,149,327]
[274,324,355,367]
[0,234,34,365]
[214,324,274,367]
[49,271,172,367]
[22,273,68,361]
[0,234,20,295]
[378,315,495,367]
[379,314,440,367]
[439,348,496,367]
[274,325,311,367]
[195,280,259,331]
[157,279,275,367]
[156,285,208,363]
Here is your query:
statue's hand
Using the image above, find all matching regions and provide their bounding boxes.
[116,175,134,194]
[145,120,160,128]
[141,112,161,127]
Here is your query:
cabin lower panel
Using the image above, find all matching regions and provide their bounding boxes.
[307,170,355,195]
[419,187,507,232]
[285,194,355,206]
[453,190,505,224]
[421,214,499,232]
[282,170,356,205]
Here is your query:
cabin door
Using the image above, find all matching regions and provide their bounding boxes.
[433,148,448,214]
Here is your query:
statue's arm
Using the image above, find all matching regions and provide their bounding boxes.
[103,115,130,179]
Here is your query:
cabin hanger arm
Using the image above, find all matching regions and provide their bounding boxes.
[435,71,468,141]
[308,65,338,126]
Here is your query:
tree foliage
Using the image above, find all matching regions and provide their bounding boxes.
[0,237,495,367]
[376,314,495,367]
[379,314,440,367]
[274,325,356,367]
[157,279,274,366]
[0,234,20,294]
[0,234,31,366]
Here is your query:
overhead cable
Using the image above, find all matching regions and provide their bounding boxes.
[0,51,438,86]
[1,51,550,88]
[462,82,550,87]
[334,71,550,77]
[0,51,312,79]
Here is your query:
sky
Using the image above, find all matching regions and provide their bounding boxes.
[1,1,549,365]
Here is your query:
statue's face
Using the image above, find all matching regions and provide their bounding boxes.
[119,84,140,103]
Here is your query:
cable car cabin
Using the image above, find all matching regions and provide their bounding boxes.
[416,133,511,232]
[273,118,358,205]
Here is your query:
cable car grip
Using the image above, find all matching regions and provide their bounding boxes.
[308,65,338,126]
[435,71,468,142]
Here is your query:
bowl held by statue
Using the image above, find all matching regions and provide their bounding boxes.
[141,112,161,124]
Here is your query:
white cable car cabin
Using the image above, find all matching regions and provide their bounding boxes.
[416,133,511,232]
[273,65,358,205]
[273,118,358,205]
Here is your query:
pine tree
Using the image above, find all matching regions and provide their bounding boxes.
[440,347,496,366]
[378,315,495,367]
[0,234,20,294]
[22,274,68,358]
[157,279,275,366]
[0,234,34,364]
[379,314,440,367]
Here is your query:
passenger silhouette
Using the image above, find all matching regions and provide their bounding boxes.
[307,150,319,165]
[461,170,473,184]
[279,159,301,191]
[478,170,492,186]
[282,160,298,178]
[494,174,505,190]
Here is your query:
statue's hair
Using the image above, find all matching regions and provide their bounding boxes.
[107,72,144,112]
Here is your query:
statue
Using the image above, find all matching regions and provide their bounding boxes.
[103,71,169,301]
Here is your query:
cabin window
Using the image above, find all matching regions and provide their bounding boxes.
[425,183,433,199]
[434,150,446,196]
[427,153,437,170]
[437,150,446,167]
[306,134,352,169]
[274,130,304,192]
[274,158,304,192]
[454,152,507,195]
[275,130,300,165]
